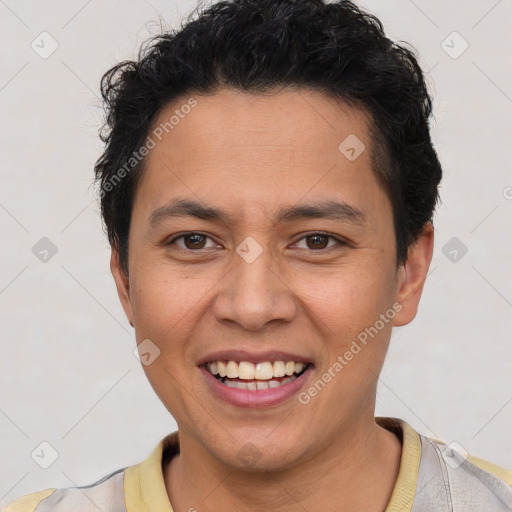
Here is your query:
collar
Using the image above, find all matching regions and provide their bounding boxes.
[124,417,421,512]
[376,417,421,512]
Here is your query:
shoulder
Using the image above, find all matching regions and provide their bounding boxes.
[2,468,127,512]
[2,433,178,512]
[416,434,512,511]
[2,489,56,512]
[377,417,512,510]
[467,453,512,486]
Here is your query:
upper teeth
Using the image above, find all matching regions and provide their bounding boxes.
[207,361,306,380]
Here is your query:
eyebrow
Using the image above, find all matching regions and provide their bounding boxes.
[148,197,366,228]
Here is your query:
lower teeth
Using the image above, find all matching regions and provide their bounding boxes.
[220,374,299,390]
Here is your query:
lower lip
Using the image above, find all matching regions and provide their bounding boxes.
[199,365,313,408]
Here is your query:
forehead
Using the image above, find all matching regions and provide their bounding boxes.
[133,87,389,225]
[149,87,373,161]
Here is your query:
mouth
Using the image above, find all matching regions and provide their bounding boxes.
[204,360,311,390]
[199,359,314,408]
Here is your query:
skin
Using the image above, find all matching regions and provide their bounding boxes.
[111,88,434,511]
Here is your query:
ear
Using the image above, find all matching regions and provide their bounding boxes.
[392,222,434,327]
[110,247,135,328]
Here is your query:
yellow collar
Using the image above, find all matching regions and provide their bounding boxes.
[376,417,421,512]
[124,417,421,512]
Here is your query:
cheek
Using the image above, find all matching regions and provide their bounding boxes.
[294,262,397,395]
[302,273,396,392]
[130,265,202,413]
[129,264,207,394]
[130,261,209,335]
[294,262,395,336]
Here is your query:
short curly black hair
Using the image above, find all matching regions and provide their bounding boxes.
[94,0,442,275]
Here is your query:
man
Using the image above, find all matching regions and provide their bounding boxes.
[5,0,511,511]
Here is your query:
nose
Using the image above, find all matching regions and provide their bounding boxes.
[212,244,297,331]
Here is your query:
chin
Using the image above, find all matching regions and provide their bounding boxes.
[211,434,307,473]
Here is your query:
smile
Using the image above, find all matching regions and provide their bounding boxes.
[204,360,310,390]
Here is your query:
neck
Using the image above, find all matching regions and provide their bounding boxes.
[164,418,402,512]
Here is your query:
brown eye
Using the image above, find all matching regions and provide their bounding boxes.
[306,234,329,250]
[183,233,207,249]
[294,232,345,251]
[167,232,217,250]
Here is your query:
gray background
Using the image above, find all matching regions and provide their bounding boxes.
[1,0,511,505]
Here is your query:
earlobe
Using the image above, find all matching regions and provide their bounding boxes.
[110,248,135,328]
[393,222,434,327]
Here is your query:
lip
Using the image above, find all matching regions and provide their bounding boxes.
[199,364,314,408]
[196,349,312,366]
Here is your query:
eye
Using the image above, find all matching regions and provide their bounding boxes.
[293,232,346,251]
[167,232,219,250]
[166,231,346,252]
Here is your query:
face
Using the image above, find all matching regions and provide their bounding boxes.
[111,88,433,471]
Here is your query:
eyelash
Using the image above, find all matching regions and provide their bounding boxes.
[166,231,347,252]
